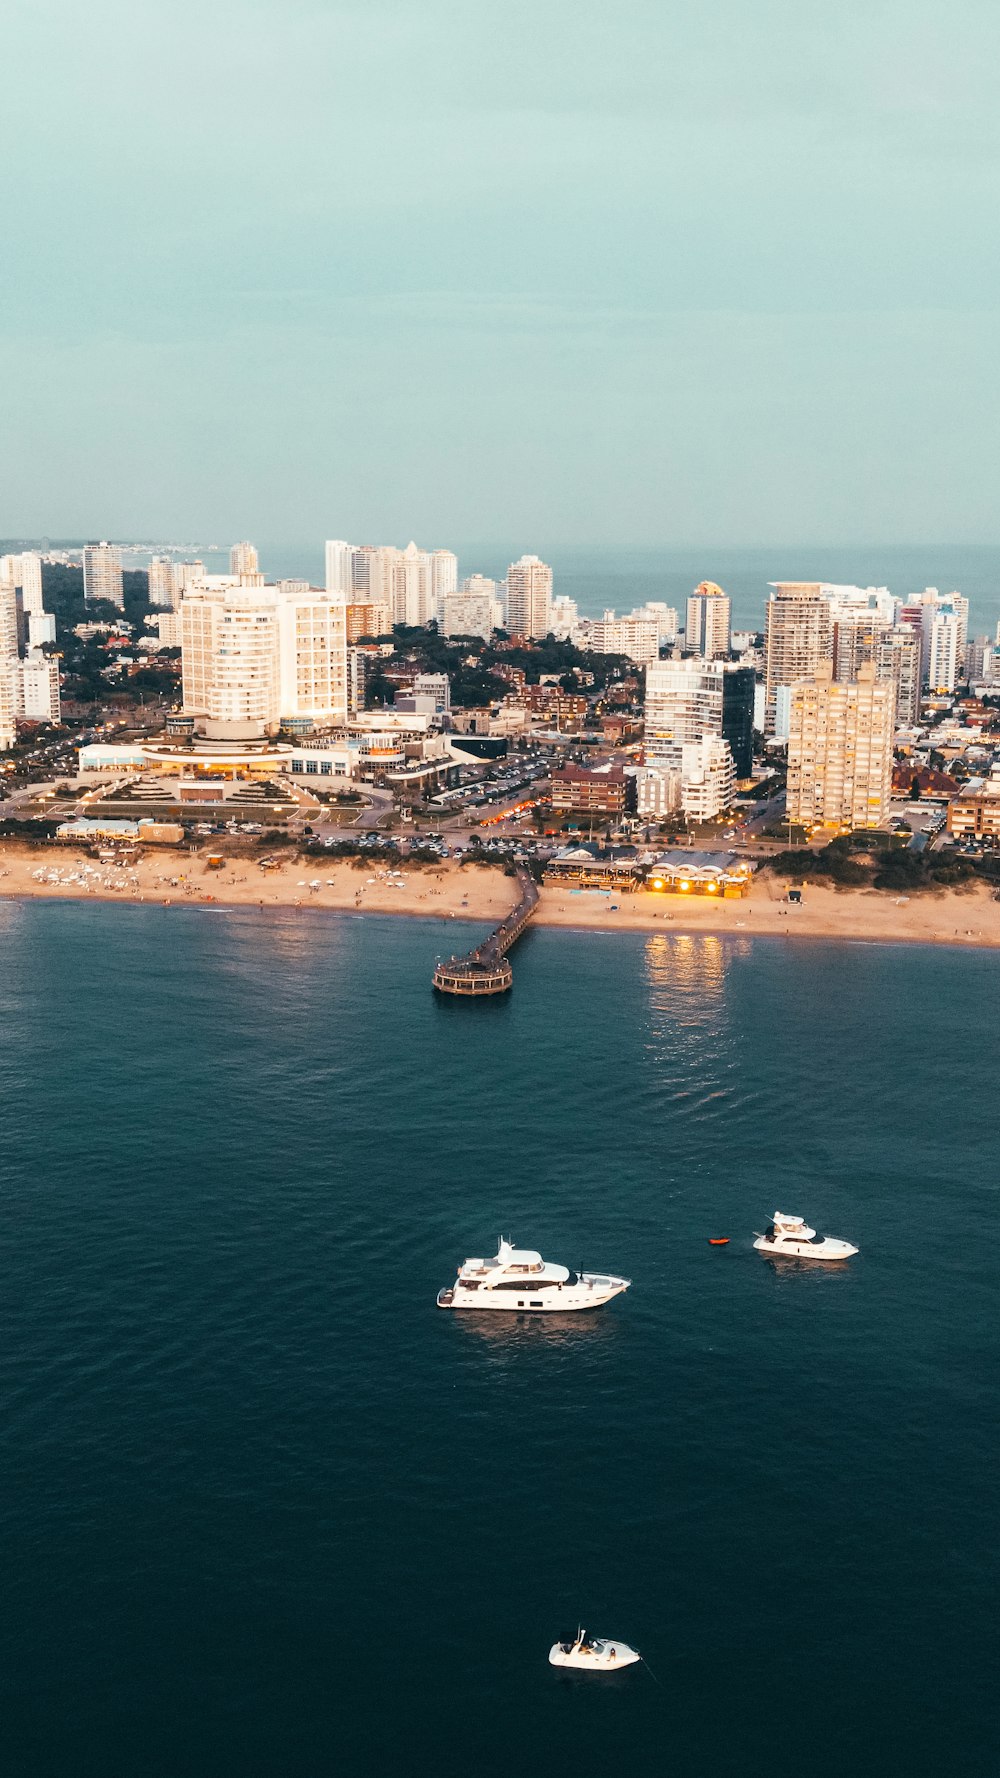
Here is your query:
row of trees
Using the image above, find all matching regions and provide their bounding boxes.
[364,624,633,710]
[766,835,1000,893]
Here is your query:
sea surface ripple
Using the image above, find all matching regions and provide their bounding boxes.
[1,902,998,1776]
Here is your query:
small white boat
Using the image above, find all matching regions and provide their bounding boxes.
[437,1237,630,1312]
[549,1629,640,1671]
[754,1212,858,1261]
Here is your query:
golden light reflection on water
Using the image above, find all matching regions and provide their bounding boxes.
[643,931,750,999]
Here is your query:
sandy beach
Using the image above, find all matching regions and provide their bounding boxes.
[2,840,1000,948]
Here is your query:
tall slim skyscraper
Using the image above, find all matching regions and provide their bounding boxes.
[715,664,756,781]
[395,542,433,627]
[506,555,552,639]
[763,583,832,735]
[0,579,20,751]
[148,557,174,607]
[0,575,18,659]
[786,663,895,831]
[83,542,124,609]
[875,626,921,725]
[430,550,458,620]
[926,612,962,692]
[325,540,354,598]
[685,581,731,659]
[13,553,43,616]
[229,541,260,580]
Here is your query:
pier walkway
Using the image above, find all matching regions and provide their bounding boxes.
[432,869,539,995]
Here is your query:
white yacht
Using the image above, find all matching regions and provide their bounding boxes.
[549,1630,641,1671]
[436,1238,630,1312]
[754,1213,858,1262]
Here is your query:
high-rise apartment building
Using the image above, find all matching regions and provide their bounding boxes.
[0,552,44,616]
[644,659,723,771]
[83,542,124,609]
[822,584,895,626]
[874,626,921,725]
[20,653,60,723]
[346,600,392,643]
[430,550,458,620]
[575,611,660,665]
[965,636,994,682]
[763,583,832,735]
[549,594,579,640]
[506,555,552,639]
[181,581,348,738]
[395,542,434,627]
[786,663,895,831]
[914,589,968,684]
[350,545,398,608]
[229,541,260,579]
[0,572,20,657]
[276,592,349,729]
[714,664,756,781]
[926,612,962,692]
[832,608,891,682]
[325,540,355,598]
[147,557,174,607]
[171,560,205,606]
[680,736,735,821]
[0,580,21,749]
[685,582,731,659]
[627,602,679,644]
[442,589,497,642]
[28,611,56,649]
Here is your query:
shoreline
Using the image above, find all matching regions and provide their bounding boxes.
[2,843,1000,950]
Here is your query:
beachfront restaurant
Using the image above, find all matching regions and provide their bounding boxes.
[643,849,752,898]
[545,843,644,891]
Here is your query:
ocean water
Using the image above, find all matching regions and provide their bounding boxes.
[2,902,999,1778]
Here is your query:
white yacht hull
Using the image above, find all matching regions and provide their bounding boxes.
[549,1640,640,1670]
[753,1235,857,1261]
[437,1273,630,1311]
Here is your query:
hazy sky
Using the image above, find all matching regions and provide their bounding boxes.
[4,0,999,546]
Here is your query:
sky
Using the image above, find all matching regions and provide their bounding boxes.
[3,0,1000,549]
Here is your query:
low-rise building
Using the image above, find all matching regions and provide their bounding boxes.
[545,843,643,889]
[625,763,681,818]
[645,848,751,897]
[548,764,628,818]
[57,817,185,844]
[947,776,1000,841]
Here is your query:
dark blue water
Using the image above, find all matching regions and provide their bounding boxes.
[2,902,998,1777]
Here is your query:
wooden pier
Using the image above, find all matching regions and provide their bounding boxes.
[432,869,539,996]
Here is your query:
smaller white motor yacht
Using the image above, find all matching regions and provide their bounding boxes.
[549,1630,640,1671]
[754,1213,858,1261]
[437,1238,630,1312]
